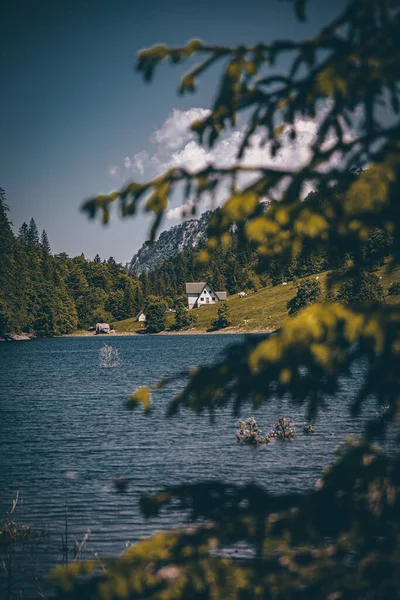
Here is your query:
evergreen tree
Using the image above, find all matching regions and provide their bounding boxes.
[0,189,17,335]
[0,199,145,336]
[287,279,322,316]
[388,282,400,296]
[121,278,139,319]
[174,300,197,330]
[27,218,40,247]
[40,230,51,256]
[145,297,167,333]
[140,271,151,297]
[337,272,384,305]
[0,188,13,253]
[93,253,101,263]
[210,302,232,330]
[105,289,125,320]
[18,221,28,241]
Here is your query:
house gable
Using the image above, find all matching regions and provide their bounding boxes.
[186,282,226,309]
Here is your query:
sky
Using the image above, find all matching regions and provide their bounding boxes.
[0,0,347,263]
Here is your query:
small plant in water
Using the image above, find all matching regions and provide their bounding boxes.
[236,417,270,444]
[0,491,47,546]
[99,344,120,368]
[270,416,296,440]
[303,423,315,434]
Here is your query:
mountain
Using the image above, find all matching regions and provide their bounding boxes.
[127,211,212,276]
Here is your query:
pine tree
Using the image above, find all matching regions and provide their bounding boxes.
[121,279,138,319]
[145,296,167,333]
[0,188,14,255]
[174,300,197,330]
[27,218,40,247]
[286,279,322,316]
[18,221,29,241]
[93,253,101,263]
[210,302,232,330]
[0,189,17,335]
[40,230,51,256]
[337,272,384,305]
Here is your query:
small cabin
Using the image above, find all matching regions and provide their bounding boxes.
[136,310,147,322]
[185,282,227,310]
[95,323,110,334]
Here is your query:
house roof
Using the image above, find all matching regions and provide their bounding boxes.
[136,309,145,318]
[216,292,227,300]
[185,282,206,294]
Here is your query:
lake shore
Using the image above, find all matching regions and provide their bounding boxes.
[62,327,277,337]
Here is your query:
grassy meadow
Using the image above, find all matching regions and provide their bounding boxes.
[110,263,400,335]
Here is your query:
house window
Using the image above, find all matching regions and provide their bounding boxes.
[212,297,215,301]
[200,298,204,301]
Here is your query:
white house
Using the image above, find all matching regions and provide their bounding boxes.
[136,309,147,322]
[185,282,227,309]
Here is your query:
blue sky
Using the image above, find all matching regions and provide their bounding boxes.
[0,0,346,263]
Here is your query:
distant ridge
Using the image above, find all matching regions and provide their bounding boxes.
[127,211,212,276]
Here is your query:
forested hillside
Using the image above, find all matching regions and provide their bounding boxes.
[0,188,143,337]
[1,177,394,338]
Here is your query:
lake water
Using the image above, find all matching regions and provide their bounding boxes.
[0,334,370,598]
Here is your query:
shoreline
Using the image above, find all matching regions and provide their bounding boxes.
[62,327,277,337]
[1,328,277,342]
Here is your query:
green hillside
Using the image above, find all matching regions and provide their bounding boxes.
[112,264,400,334]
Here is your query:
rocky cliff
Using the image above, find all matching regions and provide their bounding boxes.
[127,211,212,276]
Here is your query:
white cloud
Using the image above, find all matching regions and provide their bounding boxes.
[108,105,350,221]
[107,165,119,177]
[166,198,197,221]
[131,151,149,175]
[150,108,211,150]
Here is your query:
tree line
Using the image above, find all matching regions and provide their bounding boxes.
[141,184,393,316]
[1,179,393,338]
[0,188,143,337]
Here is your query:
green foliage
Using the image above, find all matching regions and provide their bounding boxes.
[145,298,167,333]
[336,271,384,305]
[1,492,47,546]
[40,229,51,256]
[32,284,79,336]
[174,301,197,330]
[286,279,322,316]
[27,218,40,247]
[388,282,400,296]
[362,227,393,271]
[127,386,151,413]
[0,194,143,337]
[210,302,232,330]
[0,521,46,545]
[54,1,400,599]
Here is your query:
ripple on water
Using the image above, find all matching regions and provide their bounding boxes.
[0,335,371,597]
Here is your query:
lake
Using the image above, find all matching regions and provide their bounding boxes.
[0,334,369,598]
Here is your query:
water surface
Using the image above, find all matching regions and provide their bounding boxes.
[0,335,368,597]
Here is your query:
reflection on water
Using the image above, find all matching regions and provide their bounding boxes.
[0,335,369,597]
